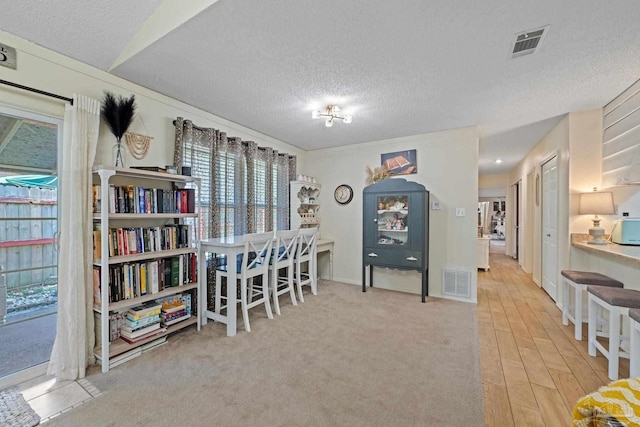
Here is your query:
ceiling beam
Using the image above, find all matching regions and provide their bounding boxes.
[108,0,220,72]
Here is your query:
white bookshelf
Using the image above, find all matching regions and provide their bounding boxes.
[92,166,201,372]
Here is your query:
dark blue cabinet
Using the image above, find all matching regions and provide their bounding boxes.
[362,178,429,302]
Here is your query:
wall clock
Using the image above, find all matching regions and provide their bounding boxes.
[334,184,354,205]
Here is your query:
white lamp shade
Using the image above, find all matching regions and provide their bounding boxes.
[579,191,615,215]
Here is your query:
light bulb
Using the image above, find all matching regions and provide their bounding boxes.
[311,110,320,119]
[325,118,333,127]
[332,105,340,114]
[343,114,352,124]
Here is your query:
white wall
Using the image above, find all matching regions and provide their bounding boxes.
[507,109,635,311]
[478,174,510,189]
[509,114,570,287]
[305,127,479,302]
[0,30,304,168]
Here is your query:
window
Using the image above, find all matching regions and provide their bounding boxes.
[183,140,291,238]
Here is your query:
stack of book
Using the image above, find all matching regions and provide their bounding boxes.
[160,299,190,326]
[120,302,165,343]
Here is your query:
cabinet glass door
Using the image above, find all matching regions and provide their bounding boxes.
[376,194,409,246]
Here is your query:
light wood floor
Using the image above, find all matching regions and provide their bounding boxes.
[479,252,629,426]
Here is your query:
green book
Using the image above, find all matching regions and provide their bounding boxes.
[170,256,180,287]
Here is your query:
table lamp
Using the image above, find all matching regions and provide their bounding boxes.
[579,188,615,245]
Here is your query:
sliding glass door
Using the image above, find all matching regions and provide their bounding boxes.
[0,106,62,386]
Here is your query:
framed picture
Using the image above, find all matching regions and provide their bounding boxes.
[501,201,506,212]
[381,149,417,176]
[493,201,499,211]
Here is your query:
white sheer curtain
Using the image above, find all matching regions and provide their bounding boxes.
[48,95,100,380]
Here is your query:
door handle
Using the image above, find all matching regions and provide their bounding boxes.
[406,256,417,261]
[368,253,378,257]
[546,234,551,237]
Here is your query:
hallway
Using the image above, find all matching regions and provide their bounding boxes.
[479,253,627,426]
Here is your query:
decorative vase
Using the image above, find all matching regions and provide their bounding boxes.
[112,138,126,167]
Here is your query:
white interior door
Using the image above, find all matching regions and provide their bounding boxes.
[511,181,520,261]
[541,156,558,301]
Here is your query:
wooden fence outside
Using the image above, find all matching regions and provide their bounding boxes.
[0,184,57,290]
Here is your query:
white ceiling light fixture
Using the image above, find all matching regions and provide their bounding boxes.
[312,105,353,127]
[495,159,503,164]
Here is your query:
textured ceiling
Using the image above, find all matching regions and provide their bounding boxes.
[2,0,640,175]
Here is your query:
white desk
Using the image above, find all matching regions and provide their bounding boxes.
[199,235,246,337]
[316,239,334,280]
[199,236,334,337]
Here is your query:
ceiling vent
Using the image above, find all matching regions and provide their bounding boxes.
[511,26,548,58]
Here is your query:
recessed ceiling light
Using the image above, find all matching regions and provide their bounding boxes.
[495,159,503,164]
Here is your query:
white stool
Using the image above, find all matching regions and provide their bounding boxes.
[629,308,640,378]
[587,285,640,380]
[561,270,623,340]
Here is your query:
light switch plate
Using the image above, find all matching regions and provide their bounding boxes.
[455,208,465,217]
[431,201,441,210]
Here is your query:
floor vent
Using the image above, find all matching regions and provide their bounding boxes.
[511,26,548,58]
[442,269,471,298]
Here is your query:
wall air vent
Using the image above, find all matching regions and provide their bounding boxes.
[442,269,471,299]
[511,26,548,58]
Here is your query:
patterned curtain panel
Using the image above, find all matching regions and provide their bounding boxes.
[173,116,296,238]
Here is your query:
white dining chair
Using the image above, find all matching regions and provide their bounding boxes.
[269,229,299,315]
[214,231,274,332]
[294,227,318,303]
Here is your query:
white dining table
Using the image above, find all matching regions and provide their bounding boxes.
[199,235,335,337]
[198,235,247,336]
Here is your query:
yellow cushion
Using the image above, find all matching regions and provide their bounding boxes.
[573,377,640,426]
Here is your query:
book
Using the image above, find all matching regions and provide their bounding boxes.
[162,313,190,326]
[93,185,101,213]
[161,309,187,322]
[140,262,147,295]
[170,256,181,287]
[121,318,161,333]
[119,326,166,344]
[119,322,161,339]
[149,260,159,294]
[93,226,102,259]
[120,315,161,334]
[161,300,186,314]
[125,313,160,328]
[127,302,162,320]
[93,266,101,306]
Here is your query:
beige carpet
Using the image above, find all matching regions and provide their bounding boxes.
[47,281,483,427]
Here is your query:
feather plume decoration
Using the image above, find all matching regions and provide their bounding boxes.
[101,92,136,141]
[365,165,390,185]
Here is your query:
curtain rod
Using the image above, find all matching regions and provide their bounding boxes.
[0,79,73,105]
[172,119,292,155]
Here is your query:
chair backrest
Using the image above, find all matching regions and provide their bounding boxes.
[241,231,274,273]
[296,227,318,261]
[273,229,299,266]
